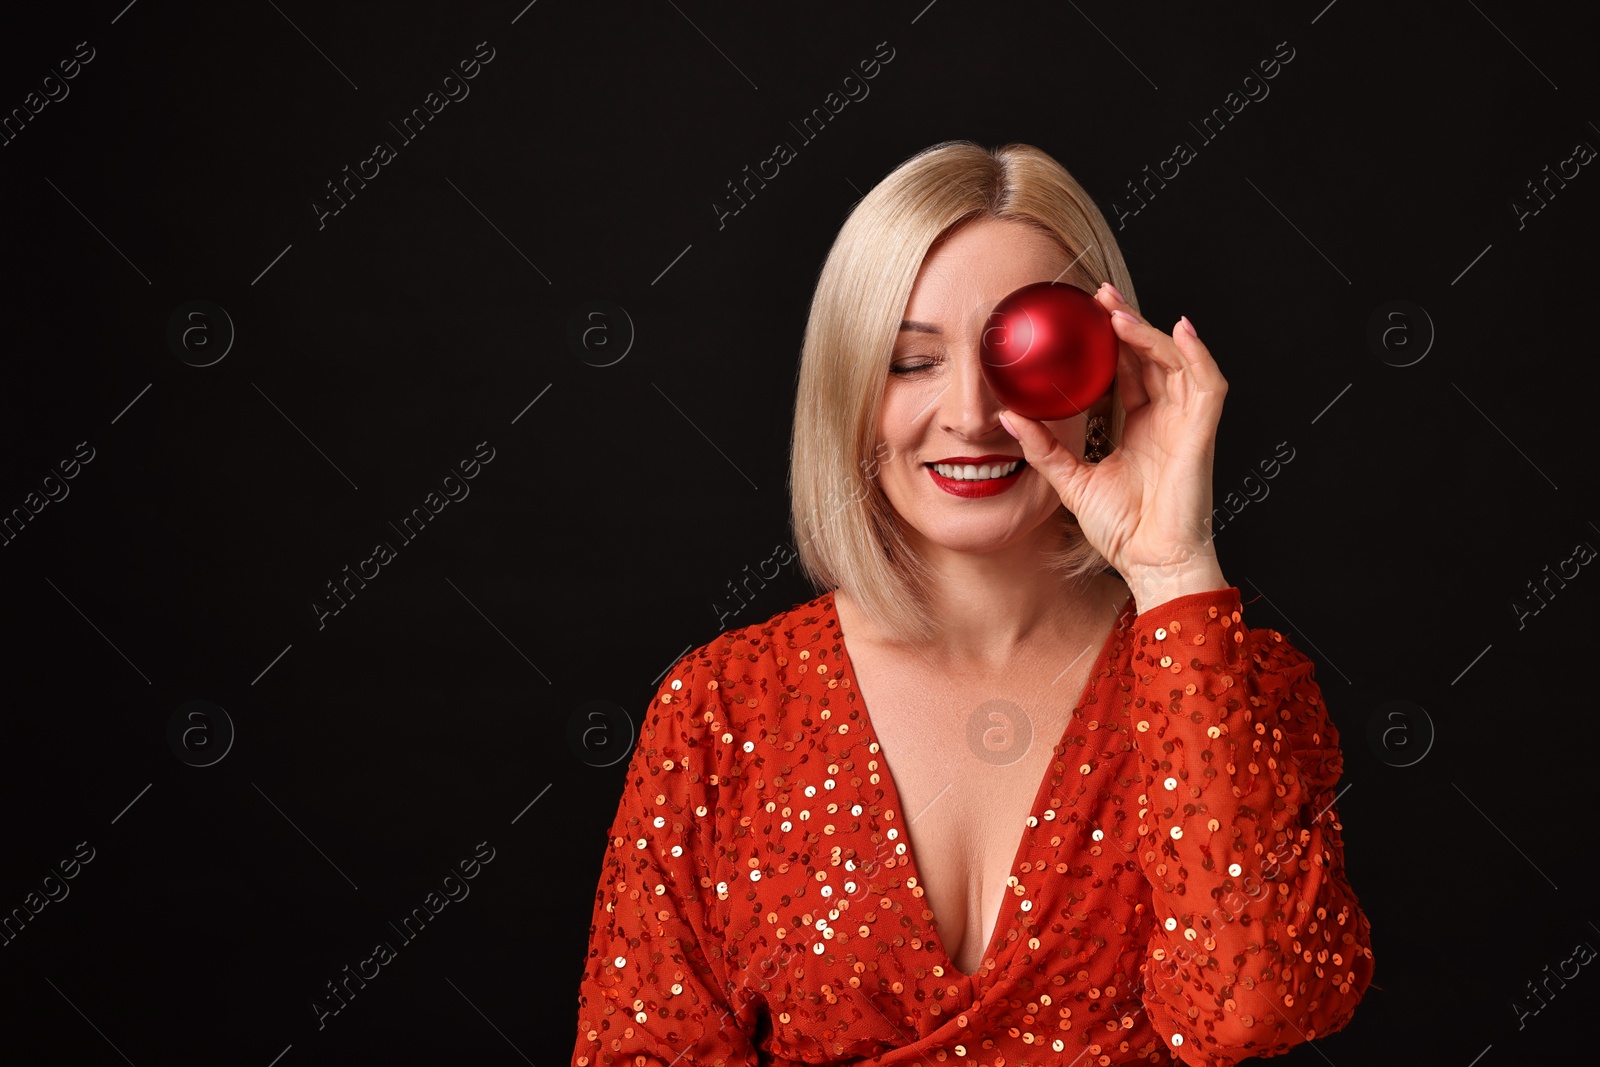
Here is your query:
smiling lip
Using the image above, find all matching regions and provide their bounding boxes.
[924,454,1028,498]
[928,453,1022,465]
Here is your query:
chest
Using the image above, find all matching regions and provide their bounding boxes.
[843,647,1099,975]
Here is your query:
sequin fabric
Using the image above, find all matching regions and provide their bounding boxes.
[572,586,1374,1066]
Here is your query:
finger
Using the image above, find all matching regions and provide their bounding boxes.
[1114,336,1149,411]
[1107,311,1185,408]
[1095,284,1152,410]
[998,408,1089,513]
[1110,309,1188,376]
[1171,316,1227,392]
[1094,282,1142,321]
[1096,283,1192,403]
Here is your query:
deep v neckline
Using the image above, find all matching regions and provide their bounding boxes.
[825,588,1134,984]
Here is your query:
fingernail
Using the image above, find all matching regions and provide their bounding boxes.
[1111,309,1139,325]
[998,413,1020,439]
[1178,315,1198,338]
[1103,282,1128,304]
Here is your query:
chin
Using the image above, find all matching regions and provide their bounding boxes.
[909,514,1046,550]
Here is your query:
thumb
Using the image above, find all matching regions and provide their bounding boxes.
[999,409,1091,513]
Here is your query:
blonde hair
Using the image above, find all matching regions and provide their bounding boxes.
[788,140,1139,643]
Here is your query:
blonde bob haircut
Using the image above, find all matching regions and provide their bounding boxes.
[789,140,1140,644]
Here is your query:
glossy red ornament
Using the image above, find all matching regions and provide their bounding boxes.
[979,281,1118,420]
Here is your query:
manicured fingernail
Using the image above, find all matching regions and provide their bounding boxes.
[1111,309,1139,325]
[1178,315,1198,338]
[1103,282,1128,304]
[998,412,1020,439]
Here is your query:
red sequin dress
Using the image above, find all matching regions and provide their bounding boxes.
[571,586,1375,1067]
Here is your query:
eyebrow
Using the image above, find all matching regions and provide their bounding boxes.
[898,320,942,334]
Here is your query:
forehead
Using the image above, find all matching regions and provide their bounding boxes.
[904,218,1071,327]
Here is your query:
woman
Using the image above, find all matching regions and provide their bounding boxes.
[571,141,1374,1067]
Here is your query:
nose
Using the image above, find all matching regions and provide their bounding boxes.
[939,339,1008,441]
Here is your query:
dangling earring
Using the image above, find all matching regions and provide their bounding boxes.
[1083,414,1111,463]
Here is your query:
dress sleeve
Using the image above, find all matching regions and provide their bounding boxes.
[571,649,759,1067]
[1126,586,1375,1066]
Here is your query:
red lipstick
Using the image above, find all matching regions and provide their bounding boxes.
[929,453,1022,464]
[924,454,1028,498]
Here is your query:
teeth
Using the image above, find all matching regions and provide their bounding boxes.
[932,460,1022,481]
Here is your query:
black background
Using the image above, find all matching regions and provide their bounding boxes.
[2,0,1597,1062]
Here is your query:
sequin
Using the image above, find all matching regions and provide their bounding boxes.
[573,586,1375,1067]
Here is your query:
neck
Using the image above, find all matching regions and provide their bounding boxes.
[861,524,1123,669]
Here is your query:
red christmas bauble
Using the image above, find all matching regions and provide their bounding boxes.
[979,281,1118,420]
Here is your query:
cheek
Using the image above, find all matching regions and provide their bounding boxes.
[879,390,919,428]
[883,452,919,489]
